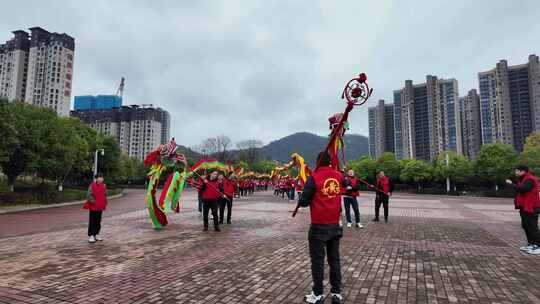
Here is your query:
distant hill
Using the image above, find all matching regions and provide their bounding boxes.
[261,132,369,165]
[176,145,203,161]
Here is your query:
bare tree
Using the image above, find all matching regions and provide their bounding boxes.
[200,138,218,156]
[215,135,231,161]
[236,139,263,164]
[198,135,231,161]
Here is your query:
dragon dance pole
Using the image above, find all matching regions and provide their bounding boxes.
[355,177,389,196]
[189,168,232,203]
[292,72,373,218]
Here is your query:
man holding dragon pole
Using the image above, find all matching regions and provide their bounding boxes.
[297,72,373,304]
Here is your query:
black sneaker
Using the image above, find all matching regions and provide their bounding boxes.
[331,293,343,304]
[372,218,379,222]
[215,227,221,232]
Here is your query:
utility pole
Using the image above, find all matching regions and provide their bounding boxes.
[94,149,105,177]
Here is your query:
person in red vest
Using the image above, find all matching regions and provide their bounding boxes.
[289,176,297,201]
[298,151,344,304]
[219,172,235,224]
[343,169,363,229]
[84,173,108,243]
[506,165,540,254]
[373,170,393,223]
[200,171,221,232]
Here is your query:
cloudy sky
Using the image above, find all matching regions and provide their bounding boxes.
[2,1,539,147]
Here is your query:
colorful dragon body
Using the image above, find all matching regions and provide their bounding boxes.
[144,138,188,230]
[145,142,240,230]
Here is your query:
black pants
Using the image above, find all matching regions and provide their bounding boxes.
[219,196,233,224]
[344,196,360,224]
[88,210,102,236]
[289,189,295,200]
[309,224,342,296]
[203,200,219,230]
[375,194,389,220]
[520,210,540,245]
[197,193,203,213]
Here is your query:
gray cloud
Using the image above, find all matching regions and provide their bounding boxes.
[1,0,539,147]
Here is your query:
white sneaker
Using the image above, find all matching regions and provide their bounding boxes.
[304,291,323,304]
[356,222,364,229]
[520,244,535,252]
[95,235,103,241]
[88,236,96,243]
[346,223,352,228]
[527,245,540,255]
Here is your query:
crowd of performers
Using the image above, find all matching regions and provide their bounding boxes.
[112,72,539,304]
[271,169,394,226]
[189,172,270,232]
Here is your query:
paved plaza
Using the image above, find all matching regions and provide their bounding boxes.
[1,189,540,304]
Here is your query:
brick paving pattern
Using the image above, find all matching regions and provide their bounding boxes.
[1,189,540,303]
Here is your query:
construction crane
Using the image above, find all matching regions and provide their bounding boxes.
[116,77,125,97]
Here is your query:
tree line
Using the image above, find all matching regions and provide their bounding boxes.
[349,131,540,193]
[0,99,146,191]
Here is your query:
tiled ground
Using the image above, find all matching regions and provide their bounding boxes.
[1,190,540,304]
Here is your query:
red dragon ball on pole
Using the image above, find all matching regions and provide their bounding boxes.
[324,72,373,170]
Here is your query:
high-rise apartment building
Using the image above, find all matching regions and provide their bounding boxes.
[368,99,394,159]
[392,90,403,159]
[161,110,171,146]
[459,89,482,158]
[395,75,461,161]
[0,31,30,100]
[0,27,74,116]
[71,105,171,161]
[478,55,540,151]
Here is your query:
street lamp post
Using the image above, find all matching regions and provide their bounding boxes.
[94,149,105,176]
[445,152,450,193]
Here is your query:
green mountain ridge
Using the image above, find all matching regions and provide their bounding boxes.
[261,132,369,165]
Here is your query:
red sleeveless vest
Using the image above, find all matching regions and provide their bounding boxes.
[310,167,343,224]
[515,173,540,214]
[343,176,359,197]
[202,180,221,201]
[223,179,235,197]
[377,176,390,194]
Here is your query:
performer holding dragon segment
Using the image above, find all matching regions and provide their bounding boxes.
[144,139,235,231]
